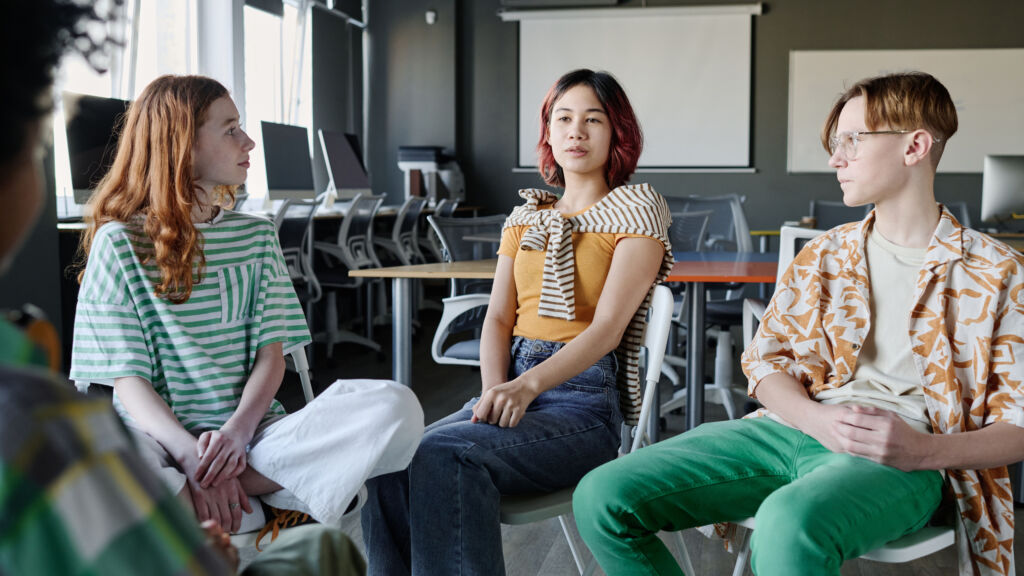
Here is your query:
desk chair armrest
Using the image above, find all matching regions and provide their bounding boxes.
[313,241,347,262]
[288,347,315,405]
[742,298,766,348]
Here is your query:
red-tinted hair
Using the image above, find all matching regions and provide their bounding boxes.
[536,69,642,189]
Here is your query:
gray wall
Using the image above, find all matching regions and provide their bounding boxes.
[366,0,457,205]
[312,5,364,194]
[441,0,1024,227]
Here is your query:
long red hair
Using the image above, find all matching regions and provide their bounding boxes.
[77,75,235,303]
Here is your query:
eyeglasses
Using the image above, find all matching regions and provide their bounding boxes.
[827,130,943,159]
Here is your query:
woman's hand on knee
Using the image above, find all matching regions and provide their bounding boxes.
[471,379,540,428]
[196,426,249,488]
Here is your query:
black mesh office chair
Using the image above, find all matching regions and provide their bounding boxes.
[421,199,460,262]
[375,196,428,266]
[662,194,753,420]
[809,199,871,230]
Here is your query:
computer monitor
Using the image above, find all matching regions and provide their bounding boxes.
[981,155,1024,223]
[261,121,316,201]
[318,129,371,201]
[64,92,130,204]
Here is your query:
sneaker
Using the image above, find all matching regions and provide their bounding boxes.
[254,507,317,551]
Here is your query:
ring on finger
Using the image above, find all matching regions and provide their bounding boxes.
[229,502,240,510]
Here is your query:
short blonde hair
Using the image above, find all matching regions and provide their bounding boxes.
[821,72,958,167]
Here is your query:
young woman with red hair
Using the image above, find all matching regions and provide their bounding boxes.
[70,75,423,544]
[362,69,674,574]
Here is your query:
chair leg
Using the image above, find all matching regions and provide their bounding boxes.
[558,514,588,575]
[732,533,751,576]
[674,531,696,576]
[325,292,339,358]
[713,328,738,420]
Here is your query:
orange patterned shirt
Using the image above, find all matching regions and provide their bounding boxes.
[742,207,1024,576]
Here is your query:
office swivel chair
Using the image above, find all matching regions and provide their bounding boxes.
[313,193,385,358]
[809,199,870,230]
[661,194,753,421]
[375,196,428,266]
[421,198,460,262]
[426,214,506,366]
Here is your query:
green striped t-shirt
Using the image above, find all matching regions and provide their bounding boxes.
[70,210,311,433]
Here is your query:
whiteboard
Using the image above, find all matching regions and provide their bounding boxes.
[788,49,1024,173]
[510,7,757,169]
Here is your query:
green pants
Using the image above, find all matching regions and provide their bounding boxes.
[573,418,942,576]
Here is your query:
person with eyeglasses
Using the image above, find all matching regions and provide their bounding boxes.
[573,72,1024,576]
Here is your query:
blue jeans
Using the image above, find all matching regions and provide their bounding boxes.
[362,336,623,576]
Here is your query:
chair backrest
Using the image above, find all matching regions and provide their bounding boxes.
[777,226,824,289]
[666,194,752,253]
[336,193,385,269]
[274,194,323,305]
[391,196,428,265]
[433,198,459,218]
[428,214,507,297]
[630,285,674,454]
[809,200,870,231]
[426,214,507,262]
[668,210,712,253]
[943,201,971,228]
[232,191,249,211]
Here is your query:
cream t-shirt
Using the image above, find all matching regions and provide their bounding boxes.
[814,227,932,433]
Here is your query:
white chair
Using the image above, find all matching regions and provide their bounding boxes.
[742,226,824,347]
[728,514,954,575]
[287,345,316,405]
[430,293,490,366]
[498,285,695,576]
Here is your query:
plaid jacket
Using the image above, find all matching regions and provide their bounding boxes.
[742,208,1024,576]
[0,321,228,575]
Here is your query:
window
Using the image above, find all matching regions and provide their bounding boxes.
[53,0,199,213]
[243,1,313,199]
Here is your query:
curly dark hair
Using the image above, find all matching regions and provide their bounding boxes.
[0,0,120,168]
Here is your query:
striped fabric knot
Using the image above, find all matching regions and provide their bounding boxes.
[518,208,578,321]
[503,184,676,426]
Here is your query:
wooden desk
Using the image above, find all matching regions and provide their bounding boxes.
[667,252,777,430]
[991,232,1024,253]
[350,260,497,385]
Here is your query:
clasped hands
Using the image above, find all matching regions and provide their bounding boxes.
[181,424,254,532]
[809,404,932,471]
[471,378,541,428]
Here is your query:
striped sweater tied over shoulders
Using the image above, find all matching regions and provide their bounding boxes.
[502,184,674,425]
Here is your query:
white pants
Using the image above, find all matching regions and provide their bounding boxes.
[131,379,424,527]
